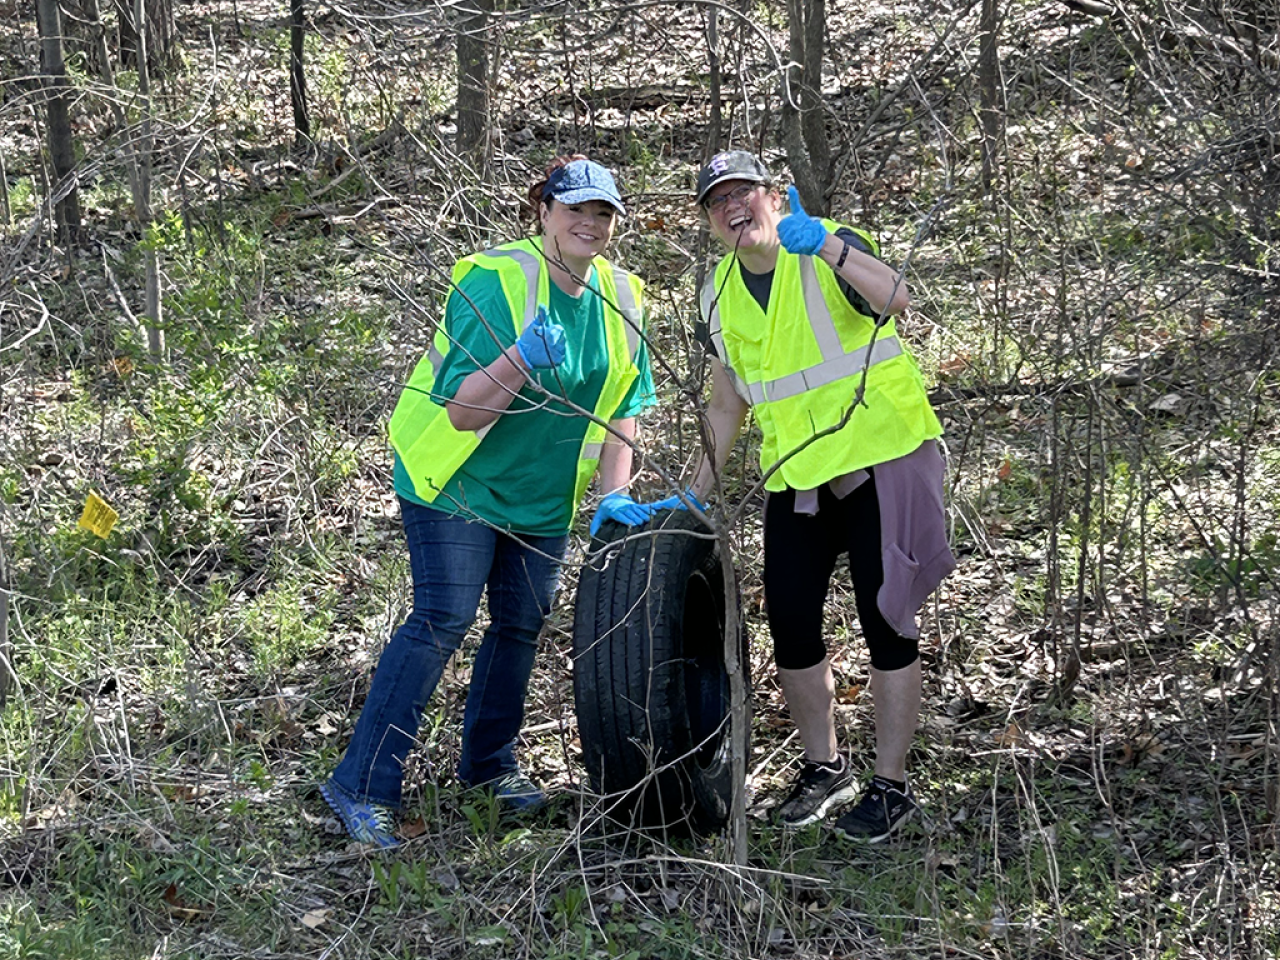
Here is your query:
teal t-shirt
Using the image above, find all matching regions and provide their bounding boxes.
[393,265,656,536]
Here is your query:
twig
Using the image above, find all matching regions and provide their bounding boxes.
[0,292,49,354]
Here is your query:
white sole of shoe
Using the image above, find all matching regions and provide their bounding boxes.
[779,783,859,829]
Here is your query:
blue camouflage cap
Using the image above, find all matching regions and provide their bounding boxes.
[543,159,626,215]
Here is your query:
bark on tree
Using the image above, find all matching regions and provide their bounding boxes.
[978,0,1003,191]
[798,0,830,188]
[84,0,163,356]
[705,8,723,163]
[133,0,163,357]
[86,0,140,209]
[113,0,175,73]
[0,514,11,712]
[290,0,310,144]
[1,142,10,226]
[456,0,494,182]
[782,0,832,215]
[700,4,751,869]
[697,6,723,297]
[36,0,82,244]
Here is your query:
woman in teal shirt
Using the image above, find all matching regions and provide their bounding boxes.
[321,157,656,847]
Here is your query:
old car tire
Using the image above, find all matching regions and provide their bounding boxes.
[572,508,747,834]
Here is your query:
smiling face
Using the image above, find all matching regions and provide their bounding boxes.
[703,180,783,261]
[540,198,618,271]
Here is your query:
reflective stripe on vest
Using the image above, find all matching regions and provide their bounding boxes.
[748,335,903,404]
[701,276,752,403]
[700,260,900,405]
[392,238,643,512]
[481,245,641,363]
[701,234,941,491]
[611,267,642,361]
[481,246,540,331]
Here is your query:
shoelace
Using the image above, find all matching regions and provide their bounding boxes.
[793,761,841,795]
[362,805,395,830]
[871,779,910,803]
[860,784,911,818]
[349,806,397,847]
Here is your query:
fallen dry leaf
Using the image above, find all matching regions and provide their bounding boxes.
[835,683,863,704]
[163,883,212,922]
[400,816,427,839]
[994,721,1026,748]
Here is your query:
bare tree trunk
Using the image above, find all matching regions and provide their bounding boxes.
[0,149,10,226]
[88,0,164,353]
[86,0,139,206]
[36,0,81,244]
[114,0,175,73]
[456,0,493,181]
[978,0,1002,191]
[782,0,831,215]
[134,0,163,358]
[696,6,722,298]
[799,0,830,190]
[290,0,310,145]
[0,510,11,712]
[705,8,723,162]
[718,538,748,865]
[699,3,751,869]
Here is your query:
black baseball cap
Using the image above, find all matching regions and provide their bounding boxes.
[694,151,773,205]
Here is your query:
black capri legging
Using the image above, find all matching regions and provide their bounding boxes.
[763,474,920,673]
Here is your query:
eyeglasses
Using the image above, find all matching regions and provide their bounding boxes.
[703,183,761,212]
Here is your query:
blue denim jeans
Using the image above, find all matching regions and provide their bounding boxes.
[330,499,566,808]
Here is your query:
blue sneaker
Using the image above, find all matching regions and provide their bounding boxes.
[486,771,547,813]
[319,779,399,848]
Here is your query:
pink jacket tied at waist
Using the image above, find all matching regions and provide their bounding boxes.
[791,439,954,640]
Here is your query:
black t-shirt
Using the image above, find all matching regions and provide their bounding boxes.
[697,228,878,351]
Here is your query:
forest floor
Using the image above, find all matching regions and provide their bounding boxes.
[1,0,1278,958]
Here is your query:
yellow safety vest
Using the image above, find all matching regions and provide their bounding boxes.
[389,237,644,516]
[700,220,941,491]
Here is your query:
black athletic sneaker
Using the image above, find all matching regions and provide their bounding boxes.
[776,756,857,828]
[833,776,917,843]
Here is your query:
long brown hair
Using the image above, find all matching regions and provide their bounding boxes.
[524,153,589,232]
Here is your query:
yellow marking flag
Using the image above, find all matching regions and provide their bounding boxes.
[78,491,119,538]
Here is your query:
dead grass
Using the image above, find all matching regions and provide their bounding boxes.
[2,0,1277,957]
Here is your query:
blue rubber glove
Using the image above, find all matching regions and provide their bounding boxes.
[646,489,707,513]
[515,306,567,369]
[589,492,653,537]
[776,185,828,256]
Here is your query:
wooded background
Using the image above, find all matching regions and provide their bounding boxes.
[1,0,1277,957]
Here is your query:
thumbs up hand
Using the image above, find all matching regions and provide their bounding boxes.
[776,185,829,255]
[515,306,567,369]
